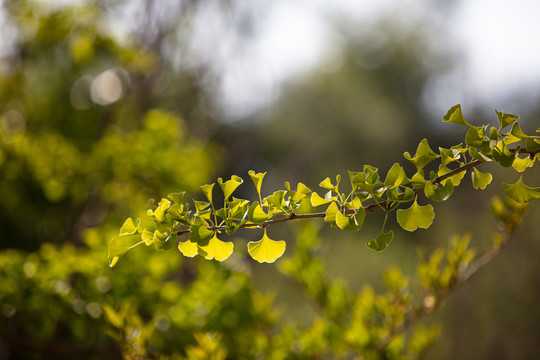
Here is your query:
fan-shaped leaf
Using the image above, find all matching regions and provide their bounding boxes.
[396,199,435,232]
[247,229,286,263]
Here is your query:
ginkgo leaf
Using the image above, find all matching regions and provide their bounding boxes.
[396,199,435,232]
[217,175,243,199]
[512,157,534,172]
[200,234,234,261]
[403,139,440,171]
[443,104,471,127]
[495,109,519,130]
[248,202,270,223]
[324,201,339,224]
[247,229,286,263]
[384,163,408,188]
[200,183,215,203]
[167,192,185,204]
[311,192,332,207]
[509,122,529,139]
[141,229,154,246]
[503,176,540,203]
[471,167,493,190]
[248,170,266,197]
[108,235,141,267]
[367,230,394,252]
[178,239,199,257]
[119,217,140,236]
[424,180,454,201]
[319,175,340,191]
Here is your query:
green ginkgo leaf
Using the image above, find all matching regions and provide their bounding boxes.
[108,239,131,267]
[509,122,529,139]
[424,180,454,201]
[108,235,141,267]
[167,192,185,204]
[367,230,394,252]
[324,201,339,224]
[319,175,340,191]
[495,109,519,130]
[443,104,471,127]
[200,234,234,261]
[247,229,286,263]
[493,140,516,168]
[503,176,540,203]
[119,217,140,236]
[396,199,435,232]
[403,139,440,171]
[384,163,408,188]
[217,175,243,199]
[178,239,199,257]
[471,167,493,190]
[311,192,332,207]
[248,202,270,223]
[141,229,154,246]
[333,207,365,231]
[512,157,534,172]
[248,170,266,197]
[200,183,215,203]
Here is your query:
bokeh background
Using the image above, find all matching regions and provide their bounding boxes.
[1,0,539,358]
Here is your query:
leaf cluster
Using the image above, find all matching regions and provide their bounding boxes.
[111,105,540,266]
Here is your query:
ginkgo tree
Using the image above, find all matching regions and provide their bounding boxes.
[110,104,540,266]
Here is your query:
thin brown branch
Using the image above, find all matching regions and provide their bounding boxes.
[176,148,539,237]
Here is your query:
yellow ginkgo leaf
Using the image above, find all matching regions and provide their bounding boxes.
[247,229,286,263]
[200,234,234,262]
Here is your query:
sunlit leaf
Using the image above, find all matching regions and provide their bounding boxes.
[471,167,493,190]
[248,170,266,197]
[334,208,365,231]
[465,126,486,149]
[396,199,435,232]
[443,104,471,127]
[189,218,214,245]
[167,192,185,204]
[141,229,154,246]
[265,190,287,211]
[439,147,463,166]
[512,156,534,172]
[424,180,453,201]
[503,176,540,203]
[403,139,440,171]
[319,175,340,191]
[509,122,529,139]
[200,183,215,203]
[248,202,270,224]
[324,201,339,224]
[108,235,141,267]
[217,175,243,199]
[178,239,199,257]
[495,109,519,130]
[200,234,234,261]
[437,165,466,186]
[311,192,332,207]
[247,229,286,263]
[296,182,312,195]
[367,230,394,252]
[384,163,408,188]
[119,217,140,236]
